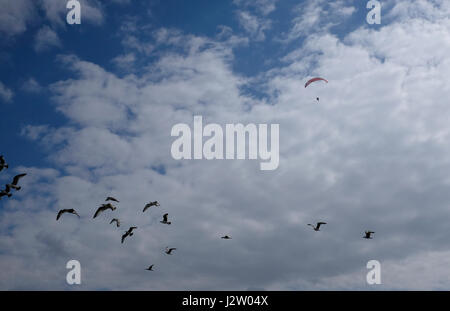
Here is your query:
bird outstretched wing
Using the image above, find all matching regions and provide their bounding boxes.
[110,218,120,226]
[12,173,26,185]
[56,210,65,220]
[106,197,119,202]
[93,206,104,218]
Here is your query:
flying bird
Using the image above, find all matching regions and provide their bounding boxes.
[160,213,171,225]
[2,185,11,194]
[56,209,80,220]
[5,173,27,191]
[0,189,12,199]
[93,203,117,218]
[143,201,160,212]
[110,218,121,227]
[146,265,154,271]
[308,222,327,231]
[0,156,8,172]
[165,247,176,255]
[121,226,137,244]
[221,235,232,239]
[106,196,119,203]
[363,231,375,239]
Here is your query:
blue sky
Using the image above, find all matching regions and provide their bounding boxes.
[0,0,370,167]
[1,0,450,290]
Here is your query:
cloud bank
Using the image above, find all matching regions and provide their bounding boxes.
[1,0,450,290]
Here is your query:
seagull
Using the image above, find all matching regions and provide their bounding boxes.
[121,226,137,244]
[0,155,8,172]
[143,201,160,212]
[308,222,327,231]
[93,203,117,218]
[106,196,119,203]
[146,265,154,271]
[2,185,11,193]
[5,173,27,191]
[0,187,12,199]
[110,218,121,227]
[56,209,80,220]
[363,231,375,239]
[221,235,232,239]
[165,247,176,255]
[160,213,171,225]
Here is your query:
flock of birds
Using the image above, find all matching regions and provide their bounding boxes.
[0,156,27,200]
[56,196,182,270]
[1,154,376,273]
[307,221,375,239]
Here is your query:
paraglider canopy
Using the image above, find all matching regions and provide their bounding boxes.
[305,77,328,88]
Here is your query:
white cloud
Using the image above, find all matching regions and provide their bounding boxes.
[111,53,136,70]
[21,78,43,93]
[233,0,277,42]
[34,25,61,52]
[39,0,103,28]
[237,10,271,41]
[0,0,35,37]
[283,0,356,42]
[0,81,13,103]
[234,0,278,16]
[0,0,105,38]
[3,0,450,290]
[121,35,155,55]
[21,124,50,141]
[385,0,450,22]
[283,249,450,290]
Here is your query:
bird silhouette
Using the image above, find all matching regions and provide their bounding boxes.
[121,227,137,243]
[308,222,327,231]
[146,265,154,271]
[110,218,121,227]
[93,203,117,218]
[56,209,80,220]
[106,196,119,203]
[0,155,8,172]
[0,188,12,199]
[143,201,160,212]
[160,213,171,225]
[221,235,232,239]
[5,173,27,191]
[165,247,176,255]
[363,231,375,239]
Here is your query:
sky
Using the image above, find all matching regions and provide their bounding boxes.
[1,0,450,290]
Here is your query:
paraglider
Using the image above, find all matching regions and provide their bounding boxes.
[305,77,328,88]
[305,77,328,103]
